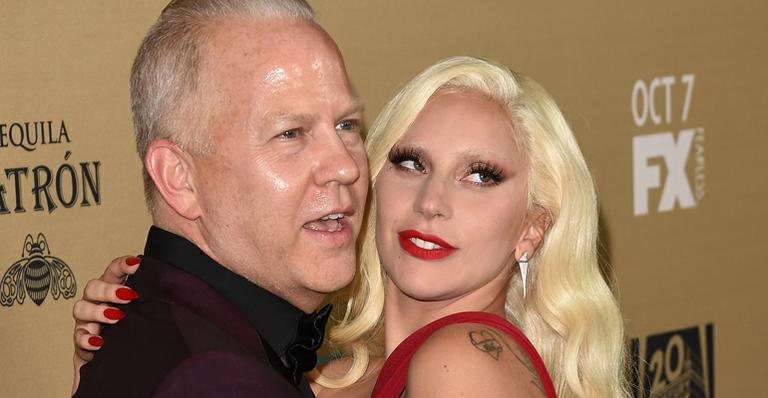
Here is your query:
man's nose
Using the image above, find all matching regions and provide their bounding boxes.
[313,133,361,186]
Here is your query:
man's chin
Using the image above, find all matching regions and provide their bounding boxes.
[303,262,356,294]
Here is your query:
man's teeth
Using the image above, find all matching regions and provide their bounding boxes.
[320,213,344,221]
[304,218,343,232]
[410,237,443,250]
[303,213,345,232]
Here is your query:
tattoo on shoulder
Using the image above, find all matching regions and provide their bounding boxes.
[468,329,503,360]
[481,328,546,395]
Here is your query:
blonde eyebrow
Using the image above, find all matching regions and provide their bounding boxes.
[272,113,316,125]
[340,99,365,118]
[268,99,364,125]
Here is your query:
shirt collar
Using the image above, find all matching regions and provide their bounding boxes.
[143,226,305,357]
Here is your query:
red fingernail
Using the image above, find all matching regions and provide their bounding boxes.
[88,336,104,347]
[104,308,125,320]
[126,256,141,266]
[115,287,139,301]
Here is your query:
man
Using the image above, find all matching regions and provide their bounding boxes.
[74,0,368,396]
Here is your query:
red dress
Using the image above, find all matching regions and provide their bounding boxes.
[371,311,557,397]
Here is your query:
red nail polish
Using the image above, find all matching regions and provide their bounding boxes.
[104,308,125,320]
[115,288,139,301]
[126,256,141,266]
[88,336,104,347]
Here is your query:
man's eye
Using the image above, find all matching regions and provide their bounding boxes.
[277,129,300,140]
[336,120,359,131]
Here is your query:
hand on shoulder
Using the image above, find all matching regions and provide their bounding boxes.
[405,322,546,397]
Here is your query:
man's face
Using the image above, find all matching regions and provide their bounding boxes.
[191,19,368,311]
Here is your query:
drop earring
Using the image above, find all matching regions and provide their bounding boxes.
[519,252,529,298]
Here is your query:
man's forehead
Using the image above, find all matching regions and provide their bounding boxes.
[204,19,347,84]
[264,67,288,86]
[206,18,335,62]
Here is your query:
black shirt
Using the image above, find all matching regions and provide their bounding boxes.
[144,226,318,397]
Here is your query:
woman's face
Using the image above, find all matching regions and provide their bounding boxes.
[375,89,535,302]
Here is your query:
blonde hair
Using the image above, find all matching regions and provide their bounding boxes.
[318,56,628,397]
[130,0,314,209]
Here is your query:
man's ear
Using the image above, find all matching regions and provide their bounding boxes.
[144,139,202,220]
[514,207,552,260]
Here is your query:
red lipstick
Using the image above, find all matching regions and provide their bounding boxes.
[398,229,457,261]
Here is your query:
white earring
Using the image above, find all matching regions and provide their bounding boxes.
[519,252,529,298]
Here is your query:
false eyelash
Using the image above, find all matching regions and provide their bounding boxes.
[467,162,505,184]
[387,146,423,166]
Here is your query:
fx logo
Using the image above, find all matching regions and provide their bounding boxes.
[633,128,705,216]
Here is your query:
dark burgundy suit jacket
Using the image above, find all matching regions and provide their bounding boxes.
[74,255,303,397]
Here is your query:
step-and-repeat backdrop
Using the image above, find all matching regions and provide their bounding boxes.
[1,1,765,396]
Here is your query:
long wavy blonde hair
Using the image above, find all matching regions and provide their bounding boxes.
[316,56,628,398]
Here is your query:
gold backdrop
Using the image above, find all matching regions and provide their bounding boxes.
[1,1,765,396]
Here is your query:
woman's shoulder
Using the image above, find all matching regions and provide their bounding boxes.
[315,356,354,379]
[312,355,385,398]
[405,318,548,397]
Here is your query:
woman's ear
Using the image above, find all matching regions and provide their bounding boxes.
[515,207,552,259]
[144,139,202,220]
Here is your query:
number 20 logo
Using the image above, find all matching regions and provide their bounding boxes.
[632,324,713,398]
[647,334,686,393]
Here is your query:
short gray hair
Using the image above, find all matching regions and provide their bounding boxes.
[130,0,315,208]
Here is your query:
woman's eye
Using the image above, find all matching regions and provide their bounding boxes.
[388,147,426,173]
[463,163,504,186]
[466,172,494,184]
[399,159,424,171]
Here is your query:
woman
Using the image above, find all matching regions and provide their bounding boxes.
[73,56,627,397]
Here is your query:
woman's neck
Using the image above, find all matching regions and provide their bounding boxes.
[382,271,510,357]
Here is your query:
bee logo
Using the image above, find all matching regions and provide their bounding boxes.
[1,233,77,307]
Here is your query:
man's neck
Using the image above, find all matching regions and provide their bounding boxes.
[151,209,325,314]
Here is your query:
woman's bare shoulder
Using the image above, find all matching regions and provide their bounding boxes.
[405,322,547,397]
[315,356,354,378]
[311,355,385,398]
